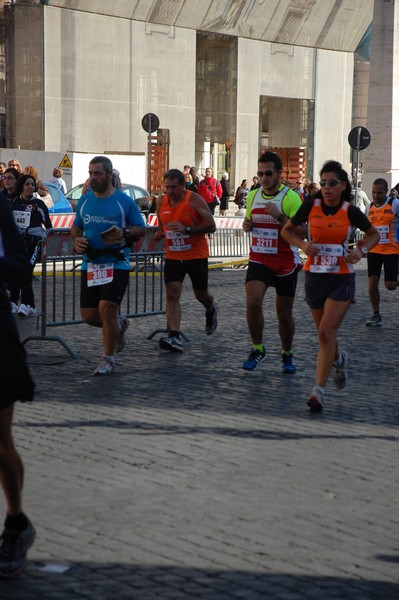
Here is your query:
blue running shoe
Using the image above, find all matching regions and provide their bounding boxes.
[281,352,296,374]
[243,347,266,371]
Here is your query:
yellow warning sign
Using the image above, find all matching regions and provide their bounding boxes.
[59,154,72,169]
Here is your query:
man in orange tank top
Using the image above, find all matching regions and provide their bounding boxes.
[155,169,218,352]
[365,178,399,327]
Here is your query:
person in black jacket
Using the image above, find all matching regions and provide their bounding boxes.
[0,201,36,577]
[9,174,52,316]
[0,168,20,207]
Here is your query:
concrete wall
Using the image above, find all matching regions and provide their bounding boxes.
[4,5,356,192]
[236,39,353,185]
[312,49,354,179]
[44,7,196,168]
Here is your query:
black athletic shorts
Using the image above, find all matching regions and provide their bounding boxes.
[80,269,129,308]
[164,258,208,291]
[305,272,355,309]
[367,252,399,281]
[0,313,34,410]
[245,261,299,297]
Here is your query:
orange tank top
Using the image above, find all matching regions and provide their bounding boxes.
[159,191,209,260]
[305,198,353,275]
[368,199,399,255]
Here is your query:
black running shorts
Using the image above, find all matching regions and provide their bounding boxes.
[80,269,129,308]
[164,258,209,291]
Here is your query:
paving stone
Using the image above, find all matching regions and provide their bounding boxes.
[1,266,397,599]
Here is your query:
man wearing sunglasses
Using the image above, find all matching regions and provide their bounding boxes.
[242,151,303,372]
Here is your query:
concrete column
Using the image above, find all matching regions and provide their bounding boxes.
[363,0,399,192]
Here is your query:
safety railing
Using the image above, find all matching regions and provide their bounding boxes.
[23,227,165,358]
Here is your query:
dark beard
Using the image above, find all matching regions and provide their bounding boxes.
[91,179,108,193]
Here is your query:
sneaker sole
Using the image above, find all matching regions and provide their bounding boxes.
[365,322,382,327]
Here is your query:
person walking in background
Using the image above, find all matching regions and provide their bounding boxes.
[242,151,303,374]
[197,167,222,215]
[48,167,67,194]
[155,168,218,352]
[250,176,260,191]
[364,178,399,327]
[282,160,380,412]
[189,166,200,188]
[0,200,36,578]
[219,172,230,216]
[71,156,146,376]
[354,180,370,214]
[184,172,197,193]
[9,174,52,317]
[234,179,249,214]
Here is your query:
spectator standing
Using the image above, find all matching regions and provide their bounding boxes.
[71,156,146,376]
[0,200,36,578]
[184,173,197,193]
[0,162,6,190]
[9,174,52,316]
[250,176,260,191]
[234,179,249,210]
[0,168,20,207]
[197,167,222,215]
[23,166,49,199]
[189,166,200,188]
[354,181,371,214]
[7,159,23,173]
[48,167,67,194]
[219,172,230,216]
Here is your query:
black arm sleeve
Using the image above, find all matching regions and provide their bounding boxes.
[290,197,313,225]
[347,205,373,231]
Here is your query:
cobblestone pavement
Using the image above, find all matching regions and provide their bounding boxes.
[1,263,398,599]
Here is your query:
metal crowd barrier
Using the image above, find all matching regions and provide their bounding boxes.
[23,227,165,358]
[208,228,250,259]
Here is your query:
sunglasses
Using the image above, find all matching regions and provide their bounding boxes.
[257,169,276,177]
[319,180,342,188]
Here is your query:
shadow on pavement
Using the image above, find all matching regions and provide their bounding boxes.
[1,562,399,599]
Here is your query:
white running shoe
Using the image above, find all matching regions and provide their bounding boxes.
[18,303,28,317]
[159,335,183,352]
[10,302,18,314]
[307,386,324,412]
[333,350,348,390]
[93,355,115,376]
[116,316,129,353]
[25,306,37,318]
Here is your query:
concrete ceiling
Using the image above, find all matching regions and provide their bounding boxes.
[42,0,373,52]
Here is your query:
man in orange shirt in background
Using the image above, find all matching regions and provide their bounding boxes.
[365,177,399,326]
